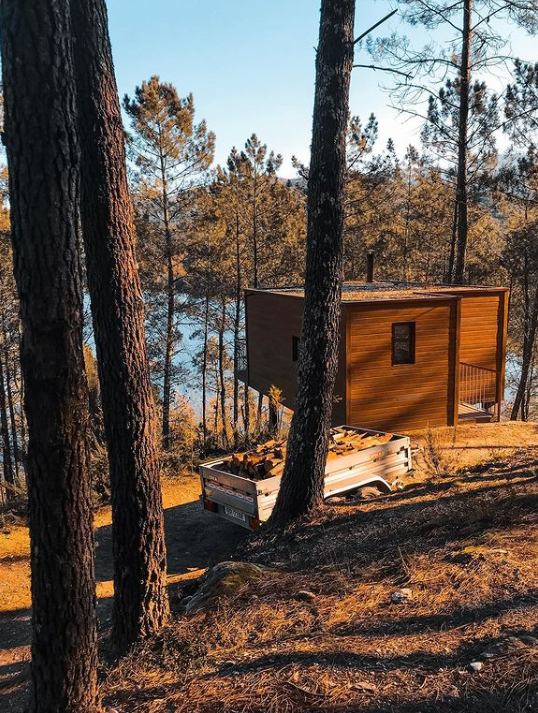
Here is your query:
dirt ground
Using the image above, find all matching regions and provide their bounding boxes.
[3,422,538,712]
[0,473,247,712]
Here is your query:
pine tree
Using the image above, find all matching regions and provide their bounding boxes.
[0,0,99,708]
[124,78,215,450]
[269,0,356,527]
[368,0,538,283]
[70,0,169,653]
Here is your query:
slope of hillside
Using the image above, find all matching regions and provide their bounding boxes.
[102,424,538,712]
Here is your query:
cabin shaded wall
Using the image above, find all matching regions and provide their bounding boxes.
[245,291,347,423]
[456,293,502,371]
[346,300,457,432]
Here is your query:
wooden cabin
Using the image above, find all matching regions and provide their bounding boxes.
[240,282,509,433]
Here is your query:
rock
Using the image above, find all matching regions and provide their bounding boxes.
[517,635,538,646]
[358,486,382,500]
[391,588,413,603]
[296,590,317,603]
[469,661,483,672]
[185,561,269,613]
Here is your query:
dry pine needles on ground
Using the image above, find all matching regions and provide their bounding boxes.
[102,446,538,713]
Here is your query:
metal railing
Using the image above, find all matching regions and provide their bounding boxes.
[459,362,497,409]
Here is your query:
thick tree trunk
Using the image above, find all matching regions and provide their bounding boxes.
[453,0,472,285]
[70,0,169,653]
[269,0,355,526]
[0,0,99,709]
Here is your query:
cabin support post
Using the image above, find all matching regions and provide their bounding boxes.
[451,297,462,427]
[495,289,509,422]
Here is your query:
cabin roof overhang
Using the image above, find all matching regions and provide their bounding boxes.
[245,282,509,306]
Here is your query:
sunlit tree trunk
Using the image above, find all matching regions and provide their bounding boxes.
[70,0,169,653]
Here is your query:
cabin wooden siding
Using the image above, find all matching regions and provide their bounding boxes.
[245,287,508,432]
[345,299,458,432]
[245,290,347,423]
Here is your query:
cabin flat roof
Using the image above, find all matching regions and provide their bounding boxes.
[249,282,508,303]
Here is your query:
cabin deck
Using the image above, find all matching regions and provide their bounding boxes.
[458,402,496,423]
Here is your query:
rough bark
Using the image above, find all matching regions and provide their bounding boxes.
[70,0,169,653]
[453,0,473,285]
[269,0,355,526]
[0,0,99,709]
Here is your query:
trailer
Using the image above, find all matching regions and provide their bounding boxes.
[199,426,412,530]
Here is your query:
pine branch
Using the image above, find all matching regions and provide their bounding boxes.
[353,63,411,79]
[353,9,397,45]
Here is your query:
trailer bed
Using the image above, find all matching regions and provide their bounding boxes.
[200,426,412,530]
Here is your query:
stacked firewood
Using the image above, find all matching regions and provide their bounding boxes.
[219,428,394,482]
[219,439,287,480]
[326,428,392,460]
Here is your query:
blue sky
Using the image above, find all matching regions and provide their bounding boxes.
[108,1,538,175]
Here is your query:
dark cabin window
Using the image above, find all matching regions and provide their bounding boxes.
[392,322,416,365]
[292,336,301,362]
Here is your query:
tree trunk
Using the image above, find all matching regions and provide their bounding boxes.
[446,198,458,283]
[511,281,538,420]
[233,215,242,447]
[2,325,21,483]
[201,295,210,454]
[0,0,99,709]
[255,392,264,434]
[269,0,355,526]
[0,349,15,496]
[243,382,251,445]
[252,171,259,289]
[161,165,175,451]
[218,299,229,447]
[70,0,169,654]
[453,0,473,285]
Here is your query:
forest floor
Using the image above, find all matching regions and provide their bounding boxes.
[0,472,247,712]
[2,422,538,712]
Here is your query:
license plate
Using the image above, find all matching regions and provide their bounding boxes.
[224,505,246,522]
